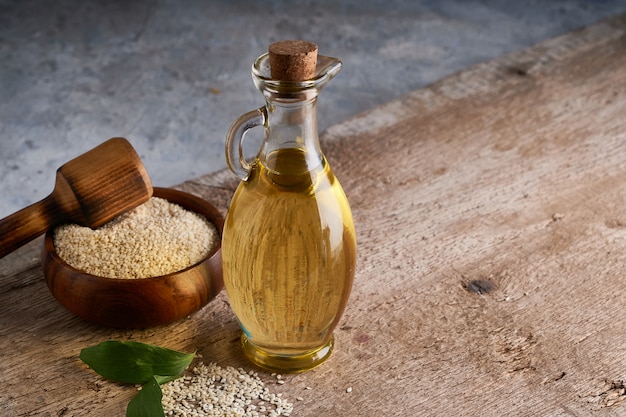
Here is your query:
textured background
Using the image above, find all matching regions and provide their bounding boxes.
[1,0,625,218]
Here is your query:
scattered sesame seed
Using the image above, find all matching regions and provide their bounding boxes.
[161,362,294,416]
[346,387,353,393]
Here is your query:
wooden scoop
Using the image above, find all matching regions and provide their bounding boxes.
[0,137,153,259]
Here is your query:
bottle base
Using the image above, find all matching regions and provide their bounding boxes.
[241,334,334,373]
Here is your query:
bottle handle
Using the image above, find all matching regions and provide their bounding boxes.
[225,106,267,181]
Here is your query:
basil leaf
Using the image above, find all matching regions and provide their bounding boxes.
[80,340,195,384]
[126,376,165,417]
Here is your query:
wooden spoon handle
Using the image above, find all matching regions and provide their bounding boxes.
[0,195,56,259]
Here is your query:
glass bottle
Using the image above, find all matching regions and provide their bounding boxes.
[222,43,356,373]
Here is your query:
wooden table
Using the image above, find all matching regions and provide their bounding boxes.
[2,13,626,416]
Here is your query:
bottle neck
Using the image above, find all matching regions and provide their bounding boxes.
[259,95,323,173]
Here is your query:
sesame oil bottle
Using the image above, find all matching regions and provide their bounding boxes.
[222,41,356,373]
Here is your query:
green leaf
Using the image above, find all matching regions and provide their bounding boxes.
[153,374,179,385]
[80,340,195,384]
[126,376,165,417]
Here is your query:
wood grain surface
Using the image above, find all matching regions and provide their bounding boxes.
[2,13,626,416]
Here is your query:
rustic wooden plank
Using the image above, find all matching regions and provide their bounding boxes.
[2,12,626,417]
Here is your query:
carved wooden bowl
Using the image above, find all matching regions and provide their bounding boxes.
[41,187,224,328]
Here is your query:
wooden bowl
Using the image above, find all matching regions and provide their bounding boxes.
[41,187,224,328]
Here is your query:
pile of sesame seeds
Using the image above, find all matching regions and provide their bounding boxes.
[53,197,219,279]
[161,362,294,417]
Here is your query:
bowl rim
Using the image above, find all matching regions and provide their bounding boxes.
[43,186,224,282]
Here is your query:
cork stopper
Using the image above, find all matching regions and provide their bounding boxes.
[268,40,318,81]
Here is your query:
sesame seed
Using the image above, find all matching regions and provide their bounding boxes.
[54,197,219,278]
[161,362,293,416]
[346,387,353,393]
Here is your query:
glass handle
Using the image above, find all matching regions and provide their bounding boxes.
[225,107,267,181]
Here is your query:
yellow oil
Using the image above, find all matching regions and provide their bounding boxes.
[222,147,356,372]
